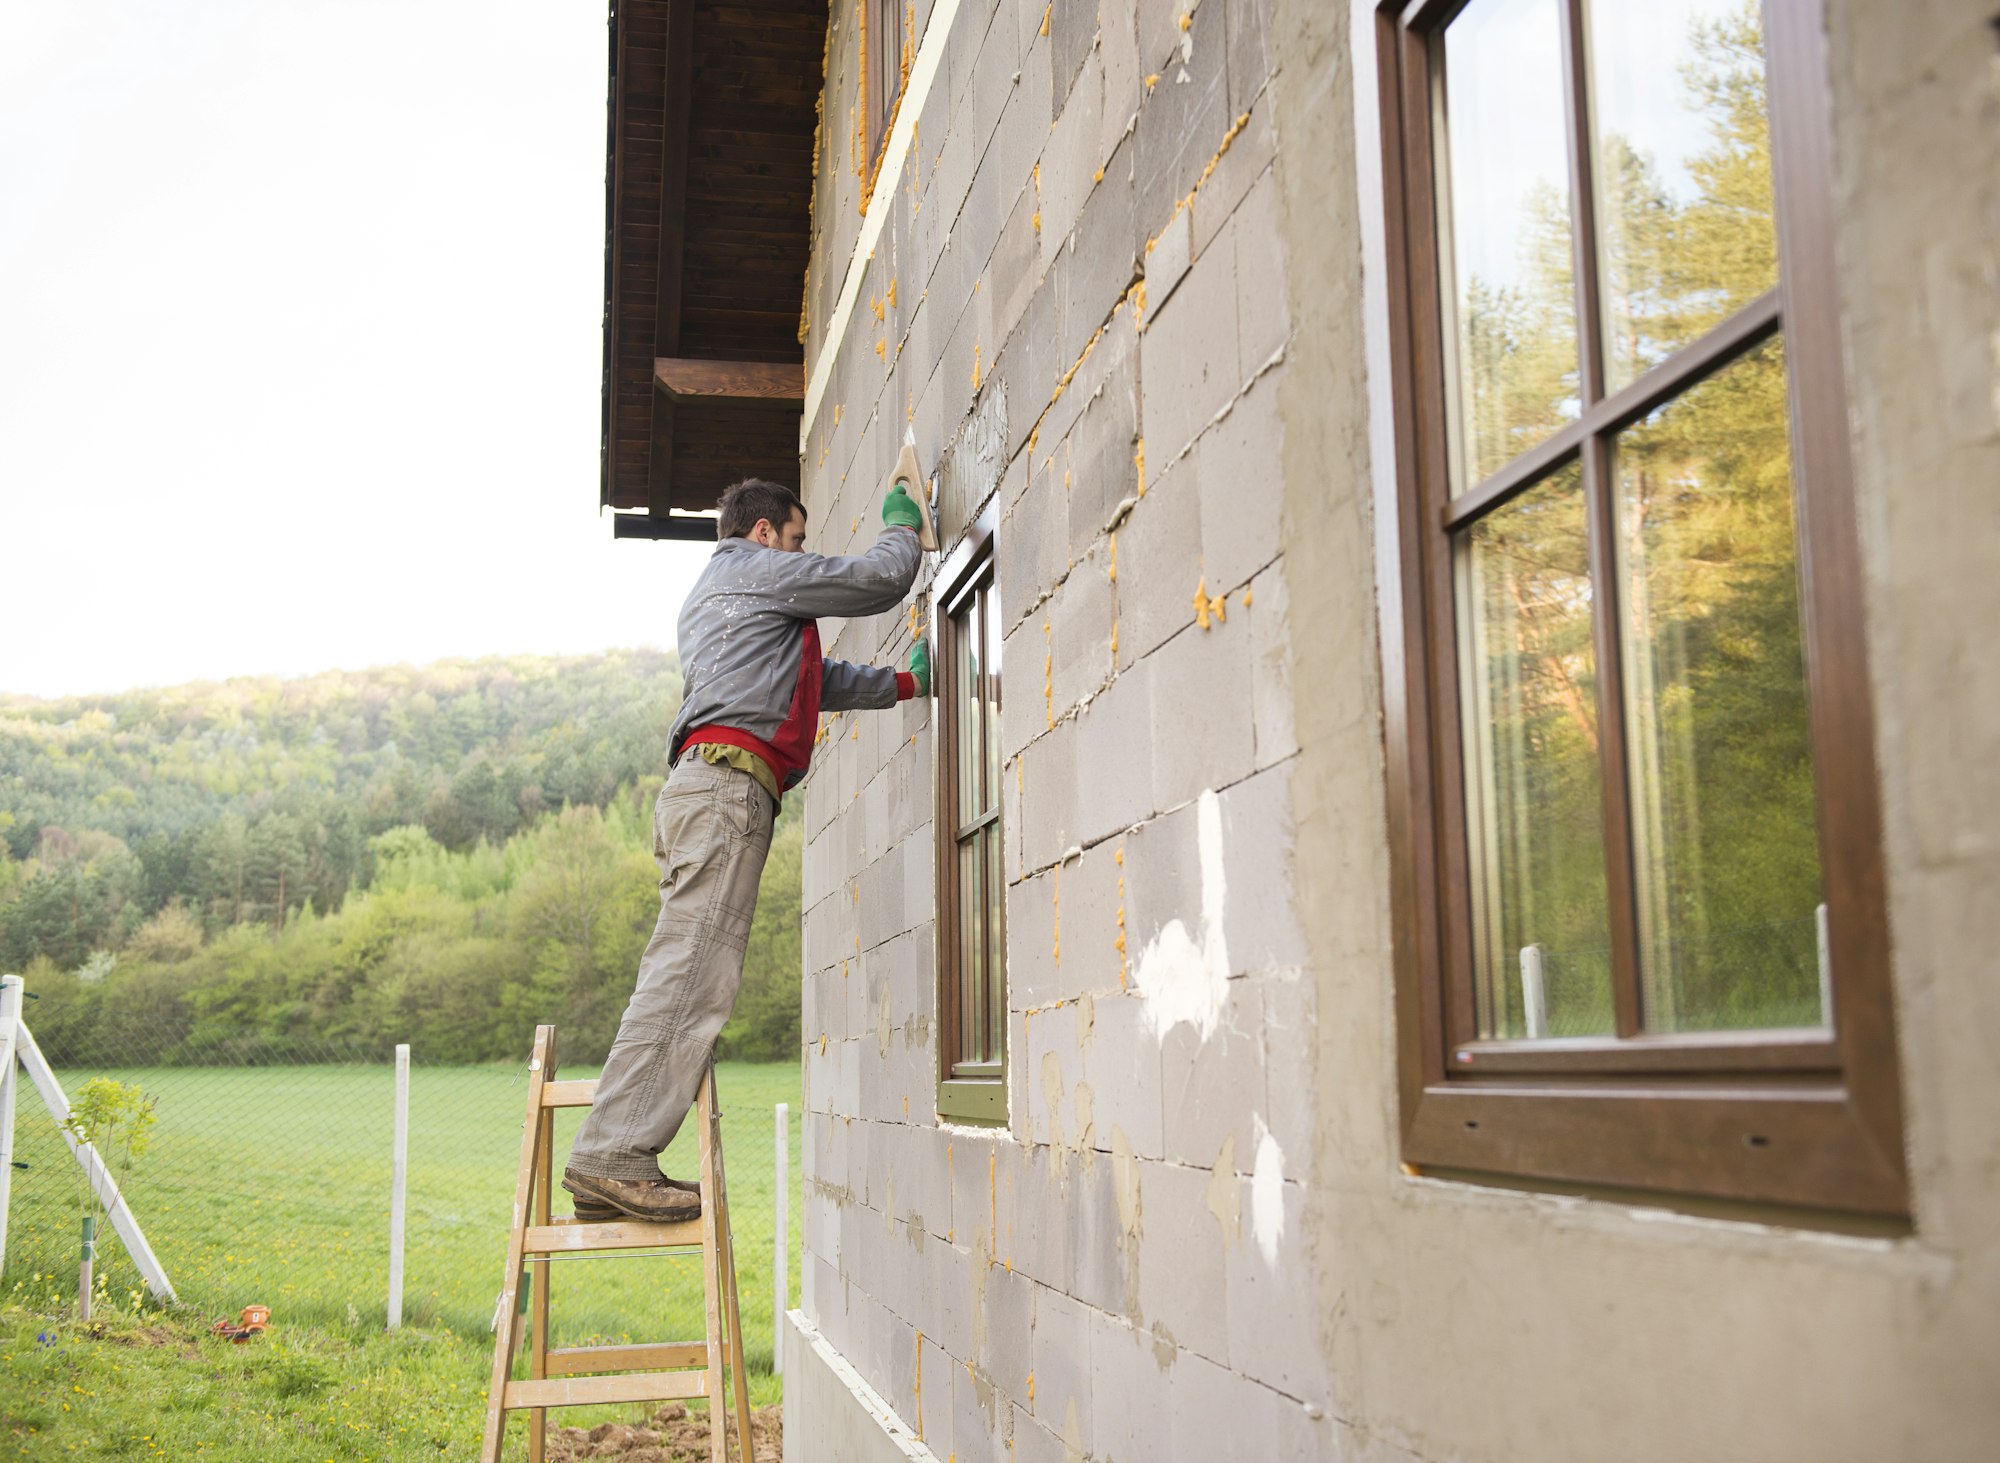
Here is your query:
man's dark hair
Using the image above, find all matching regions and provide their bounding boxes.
[716,479,807,540]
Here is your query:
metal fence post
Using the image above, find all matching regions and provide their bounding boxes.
[0,974,20,1282]
[774,1101,788,1376]
[388,1043,409,1330]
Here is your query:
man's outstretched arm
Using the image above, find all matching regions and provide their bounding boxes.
[824,639,929,711]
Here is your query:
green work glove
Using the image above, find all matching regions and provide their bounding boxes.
[908,638,931,697]
[882,482,925,532]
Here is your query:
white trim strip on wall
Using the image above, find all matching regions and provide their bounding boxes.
[799,0,968,453]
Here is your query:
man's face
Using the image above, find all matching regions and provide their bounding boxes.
[751,508,808,553]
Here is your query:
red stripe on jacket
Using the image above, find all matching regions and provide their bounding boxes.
[684,622,823,793]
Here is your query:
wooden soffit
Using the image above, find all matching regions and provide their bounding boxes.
[600,0,823,537]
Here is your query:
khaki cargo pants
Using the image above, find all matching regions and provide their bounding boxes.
[567,754,775,1179]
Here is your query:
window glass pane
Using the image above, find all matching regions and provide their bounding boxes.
[957,836,982,1070]
[982,581,1003,816]
[1440,0,1581,489]
[1588,0,1778,389]
[984,825,1006,1064]
[955,602,981,827]
[1616,336,1823,1032]
[1457,464,1614,1038]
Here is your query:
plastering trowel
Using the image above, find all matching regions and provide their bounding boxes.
[891,430,940,551]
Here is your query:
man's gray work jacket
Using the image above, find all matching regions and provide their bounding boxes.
[667,527,921,793]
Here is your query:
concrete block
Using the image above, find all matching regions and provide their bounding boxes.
[1229,171,1288,380]
[1222,1174,1324,1403]
[1072,652,1155,845]
[1059,138,1139,370]
[1011,1404,1066,1463]
[1132,0,1229,232]
[996,27,1054,201]
[915,1330,954,1459]
[1097,0,1144,160]
[883,1309,921,1437]
[975,1256,1038,1393]
[1050,0,1098,114]
[994,262,1067,459]
[922,1232,976,1361]
[1078,993,1165,1159]
[990,179,1043,356]
[947,1129,1002,1252]
[1113,453,1204,670]
[1166,1345,1282,1463]
[1137,0,1189,78]
[1193,367,1282,594]
[1224,0,1275,113]
[991,1138,1068,1288]
[1028,1285,1094,1451]
[1066,1148,1128,1315]
[1216,760,1307,972]
[1088,1306,1169,1463]
[1138,223,1240,471]
[1008,863,1063,1012]
[952,1359,1009,1463]
[861,839,908,951]
[1041,51,1104,255]
[968,0,1024,167]
[1159,974,1264,1171]
[1048,541,1116,714]
[1135,1157,1230,1367]
[1146,620,1256,814]
[1246,560,1297,769]
[1024,987,1084,1147]
[1145,202,1193,316]
[1016,711,1077,873]
[1062,323,1142,549]
[1053,836,1128,998]
[999,458,1066,639]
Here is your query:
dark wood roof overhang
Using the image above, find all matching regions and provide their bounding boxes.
[600,0,825,541]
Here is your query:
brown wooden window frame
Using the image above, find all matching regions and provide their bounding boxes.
[932,502,1007,1125]
[861,0,910,184]
[1374,0,1907,1217]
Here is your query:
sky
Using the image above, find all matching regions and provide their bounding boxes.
[0,0,713,700]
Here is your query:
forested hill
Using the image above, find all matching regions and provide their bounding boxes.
[0,650,683,972]
[0,648,804,1068]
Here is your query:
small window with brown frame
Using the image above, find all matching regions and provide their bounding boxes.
[863,0,910,178]
[1374,0,1905,1217]
[932,504,1006,1124]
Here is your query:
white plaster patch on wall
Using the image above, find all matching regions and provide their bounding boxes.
[1132,787,1230,1042]
[1251,1115,1285,1270]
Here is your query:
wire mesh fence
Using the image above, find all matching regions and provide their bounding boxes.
[1,991,801,1389]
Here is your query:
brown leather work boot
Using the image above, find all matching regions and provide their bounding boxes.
[562,1167,702,1223]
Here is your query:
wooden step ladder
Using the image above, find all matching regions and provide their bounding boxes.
[481,1026,754,1463]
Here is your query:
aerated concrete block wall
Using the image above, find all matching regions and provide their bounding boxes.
[796,1,1330,1458]
[793,0,2000,1459]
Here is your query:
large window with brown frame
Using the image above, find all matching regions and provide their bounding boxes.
[933,507,1006,1123]
[1375,0,1905,1215]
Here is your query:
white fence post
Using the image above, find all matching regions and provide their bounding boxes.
[774,1101,788,1376]
[0,974,21,1280]
[1816,903,1833,1028]
[388,1043,409,1330]
[1519,945,1548,1040]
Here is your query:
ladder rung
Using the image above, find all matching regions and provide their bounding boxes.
[502,1369,708,1409]
[545,1341,707,1377]
[540,1079,598,1108]
[525,1217,704,1253]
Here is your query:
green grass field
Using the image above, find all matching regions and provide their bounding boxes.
[0,1059,802,1458]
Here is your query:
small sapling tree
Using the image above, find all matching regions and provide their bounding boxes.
[59,1078,156,1321]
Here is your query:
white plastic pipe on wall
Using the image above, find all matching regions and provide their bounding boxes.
[388,1043,409,1330]
[775,1101,788,1377]
[1520,945,1549,1040]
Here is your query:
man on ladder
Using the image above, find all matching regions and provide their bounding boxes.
[561,476,930,1224]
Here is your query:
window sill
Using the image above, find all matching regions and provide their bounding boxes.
[1402,1081,1907,1217]
[937,1077,1006,1126]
